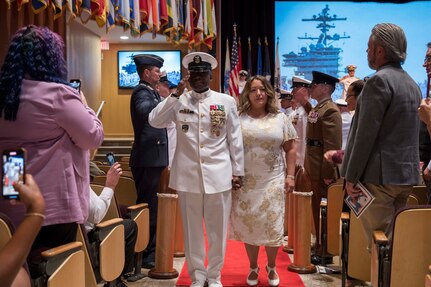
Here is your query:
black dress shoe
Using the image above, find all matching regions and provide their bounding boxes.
[142,261,155,269]
[311,254,333,265]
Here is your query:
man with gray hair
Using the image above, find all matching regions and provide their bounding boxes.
[341,23,422,245]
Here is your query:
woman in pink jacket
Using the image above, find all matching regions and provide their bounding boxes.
[0,25,104,278]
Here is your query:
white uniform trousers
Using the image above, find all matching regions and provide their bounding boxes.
[177,190,231,283]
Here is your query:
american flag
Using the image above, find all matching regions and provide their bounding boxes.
[229,24,240,99]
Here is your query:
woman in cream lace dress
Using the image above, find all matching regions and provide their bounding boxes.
[230,75,297,286]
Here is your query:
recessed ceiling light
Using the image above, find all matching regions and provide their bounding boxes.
[120,36,129,40]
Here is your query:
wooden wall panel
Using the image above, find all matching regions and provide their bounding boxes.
[66,21,102,112]
[101,43,189,137]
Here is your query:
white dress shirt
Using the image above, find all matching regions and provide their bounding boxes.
[85,186,114,232]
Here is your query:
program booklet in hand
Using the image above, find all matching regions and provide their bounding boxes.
[345,181,375,218]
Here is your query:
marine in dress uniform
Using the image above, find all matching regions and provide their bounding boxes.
[129,54,168,267]
[304,71,342,264]
[339,65,360,100]
[149,52,244,287]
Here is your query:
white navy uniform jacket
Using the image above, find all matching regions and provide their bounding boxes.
[149,89,244,194]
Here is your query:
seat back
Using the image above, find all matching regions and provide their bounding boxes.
[75,226,99,287]
[128,204,150,253]
[347,212,371,281]
[389,207,431,287]
[97,221,125,282]
[0,213,14,249]
[91,176,137,206]
[412,185,428,205]
[41,242,85,287]
[326,183,344,256]
[90,184,121,220]
[115,176,138,206]
[75,218,125,286]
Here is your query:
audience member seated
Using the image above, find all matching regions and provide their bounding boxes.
[0,174,45,287]
[87,163,138,287]
[0,25,104,278]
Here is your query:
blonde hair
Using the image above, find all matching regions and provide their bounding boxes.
[238,75,279,115]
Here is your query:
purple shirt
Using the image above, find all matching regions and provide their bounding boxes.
[0,79,104,225]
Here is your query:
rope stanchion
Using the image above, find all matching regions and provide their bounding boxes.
[288,167,317,274]
[148,168,179,279]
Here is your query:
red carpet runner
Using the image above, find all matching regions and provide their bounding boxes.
[176,240,305,287]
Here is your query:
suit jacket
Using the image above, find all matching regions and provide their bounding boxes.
[341,63,421,185]
[304,98,342,181]
[130,80,168,168]
[0,79,104,225]
[149,89,244,194]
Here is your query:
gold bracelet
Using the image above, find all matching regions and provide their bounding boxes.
[25,213,46,219]
[286,175,295,180]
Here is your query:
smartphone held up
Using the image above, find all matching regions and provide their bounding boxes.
[70,79,81,92]
[106,152,116,166]
[2,148,26,200]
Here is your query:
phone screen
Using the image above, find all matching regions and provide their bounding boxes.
[2,149,26,200]
[70,79,81,92]
[106,153,116,166]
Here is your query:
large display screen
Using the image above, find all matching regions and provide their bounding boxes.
[118,50,182,89]
[275,1,430,98]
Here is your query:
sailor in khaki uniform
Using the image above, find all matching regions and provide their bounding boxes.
[304,71,342,264]
[149,52,244,287]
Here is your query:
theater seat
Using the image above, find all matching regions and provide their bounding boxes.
[371,206,431,287]
[0,213,85,287]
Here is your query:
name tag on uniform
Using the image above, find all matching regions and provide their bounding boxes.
[179,109,194,114]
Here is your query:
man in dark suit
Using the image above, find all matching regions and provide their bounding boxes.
[304,71,342,264]
[342,23,422,246]
[129,54,168,268]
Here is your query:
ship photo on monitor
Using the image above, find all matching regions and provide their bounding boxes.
[282,5,349,81]
[118,50,181,89]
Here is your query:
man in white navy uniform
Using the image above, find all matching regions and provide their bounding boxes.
[149,52,244,287]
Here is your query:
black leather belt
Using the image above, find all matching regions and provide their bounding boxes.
[306,139,323,147]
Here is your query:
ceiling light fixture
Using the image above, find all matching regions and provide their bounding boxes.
[120,36,129,40]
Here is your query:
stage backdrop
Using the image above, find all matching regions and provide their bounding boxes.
[275,0,431,98]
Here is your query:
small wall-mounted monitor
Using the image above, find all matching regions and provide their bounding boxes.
[118,50,182,89]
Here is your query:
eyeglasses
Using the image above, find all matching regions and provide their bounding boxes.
[424,56,431,63]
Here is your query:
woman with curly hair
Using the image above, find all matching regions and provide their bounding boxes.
[0,25,104,278]
[229,75,297,286]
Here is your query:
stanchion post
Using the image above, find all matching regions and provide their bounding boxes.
[148,168,179,279]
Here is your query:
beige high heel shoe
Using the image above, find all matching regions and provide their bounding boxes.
[246,266,259,286]
[266,265,280,287]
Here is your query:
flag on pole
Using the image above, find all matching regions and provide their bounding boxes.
[247,37,252,76]
[228,24,240,99]
[224,39,231,94]
[238,37,243,71]
[274,37,281,97]
[257,38,262,76]
[263,36,271,80]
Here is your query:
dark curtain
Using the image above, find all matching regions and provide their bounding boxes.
[220,0,275,82]
[0,3,66,66]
